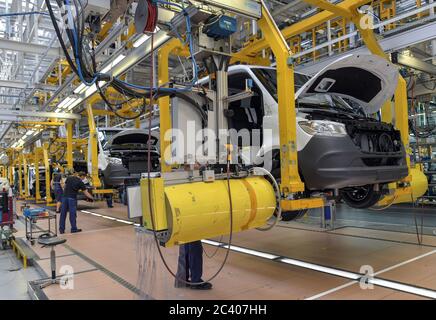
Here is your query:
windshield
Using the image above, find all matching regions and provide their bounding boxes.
[251,67,357,114]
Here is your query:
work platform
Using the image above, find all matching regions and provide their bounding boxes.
[7,200,436,300]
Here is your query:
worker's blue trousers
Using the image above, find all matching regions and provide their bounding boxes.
[59,197,78,232]
[175,241,203,284]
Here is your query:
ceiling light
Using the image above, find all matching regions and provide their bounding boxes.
[84,81,106,98]
[57,97,73,110]
[66,98,79,110]
[133,28,160,48]
[101,54,126,73]
[74,83,87,94]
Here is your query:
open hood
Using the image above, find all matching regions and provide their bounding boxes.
[107,129,159,149]
[296,54,399,114]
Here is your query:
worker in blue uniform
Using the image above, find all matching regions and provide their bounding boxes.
[59,171,94,234]
[175,241,212,290]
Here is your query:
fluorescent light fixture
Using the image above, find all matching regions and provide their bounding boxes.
[84,81,106,98]
[74,83,87,94]
[370,278,436,299]
[133,34,150,48]
[57,97,73,109]
[66,98,78,110]
[201,239,222,246]
[280,258,360,280]
[101,54,126,73]
[133,28,160,48]
[222,245,280,260]
[85,84,97,96]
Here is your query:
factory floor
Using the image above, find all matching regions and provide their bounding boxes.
[5,199,436,300]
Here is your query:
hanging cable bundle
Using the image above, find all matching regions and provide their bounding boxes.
[45,0,198,121]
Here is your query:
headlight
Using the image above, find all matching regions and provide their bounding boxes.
[108,157,122,165]
[298,120,347,137]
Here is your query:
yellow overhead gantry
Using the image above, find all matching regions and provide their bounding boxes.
[234,0,418,206]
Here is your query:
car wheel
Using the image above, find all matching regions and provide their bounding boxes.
[341,185,382,209]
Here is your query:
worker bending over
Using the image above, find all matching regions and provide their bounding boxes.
[59,171,94,234]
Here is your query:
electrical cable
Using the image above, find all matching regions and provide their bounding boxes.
[0,11,50,18]
[45,0,79,75]
[202,235,223,259]
[46,0,199,119]
[412,193,424,245]
[145,32,234,286]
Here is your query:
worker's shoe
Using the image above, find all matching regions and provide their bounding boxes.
[189,282,213,290]
[59,230,65,235]
[71,229,82,233]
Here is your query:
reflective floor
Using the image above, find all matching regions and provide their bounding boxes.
[5,200,436,300]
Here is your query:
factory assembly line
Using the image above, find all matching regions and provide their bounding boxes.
[0,0,435,307]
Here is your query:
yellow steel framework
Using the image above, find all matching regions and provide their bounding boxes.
[86,103,102,188]
[66,122,74,170]
[258,2,305,195]
[157,38,185,173]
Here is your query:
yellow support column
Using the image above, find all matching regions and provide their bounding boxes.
[43,143,54,205]
[86,104,101,188]
[258,1,304,195]
[18,155,23,198]
[23,155,29,199]
[158,38,183,173]
[34,149,42,203]
[394,77,411,169]
[66,122,74,170]
[381,100,393,123]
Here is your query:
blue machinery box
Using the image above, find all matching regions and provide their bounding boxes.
[204,15,237,39]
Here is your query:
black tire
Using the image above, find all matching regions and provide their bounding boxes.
[281,209,308,221]
[341,185,382,209]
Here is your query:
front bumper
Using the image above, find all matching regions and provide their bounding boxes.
[299,135,408,190]
[102,163,134,187]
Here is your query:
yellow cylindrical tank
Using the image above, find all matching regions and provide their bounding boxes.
[163,176,276,246]
[377,166,428,206]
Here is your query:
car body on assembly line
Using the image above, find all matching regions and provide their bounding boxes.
[211,54,407,217]
[88,128,160,188]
